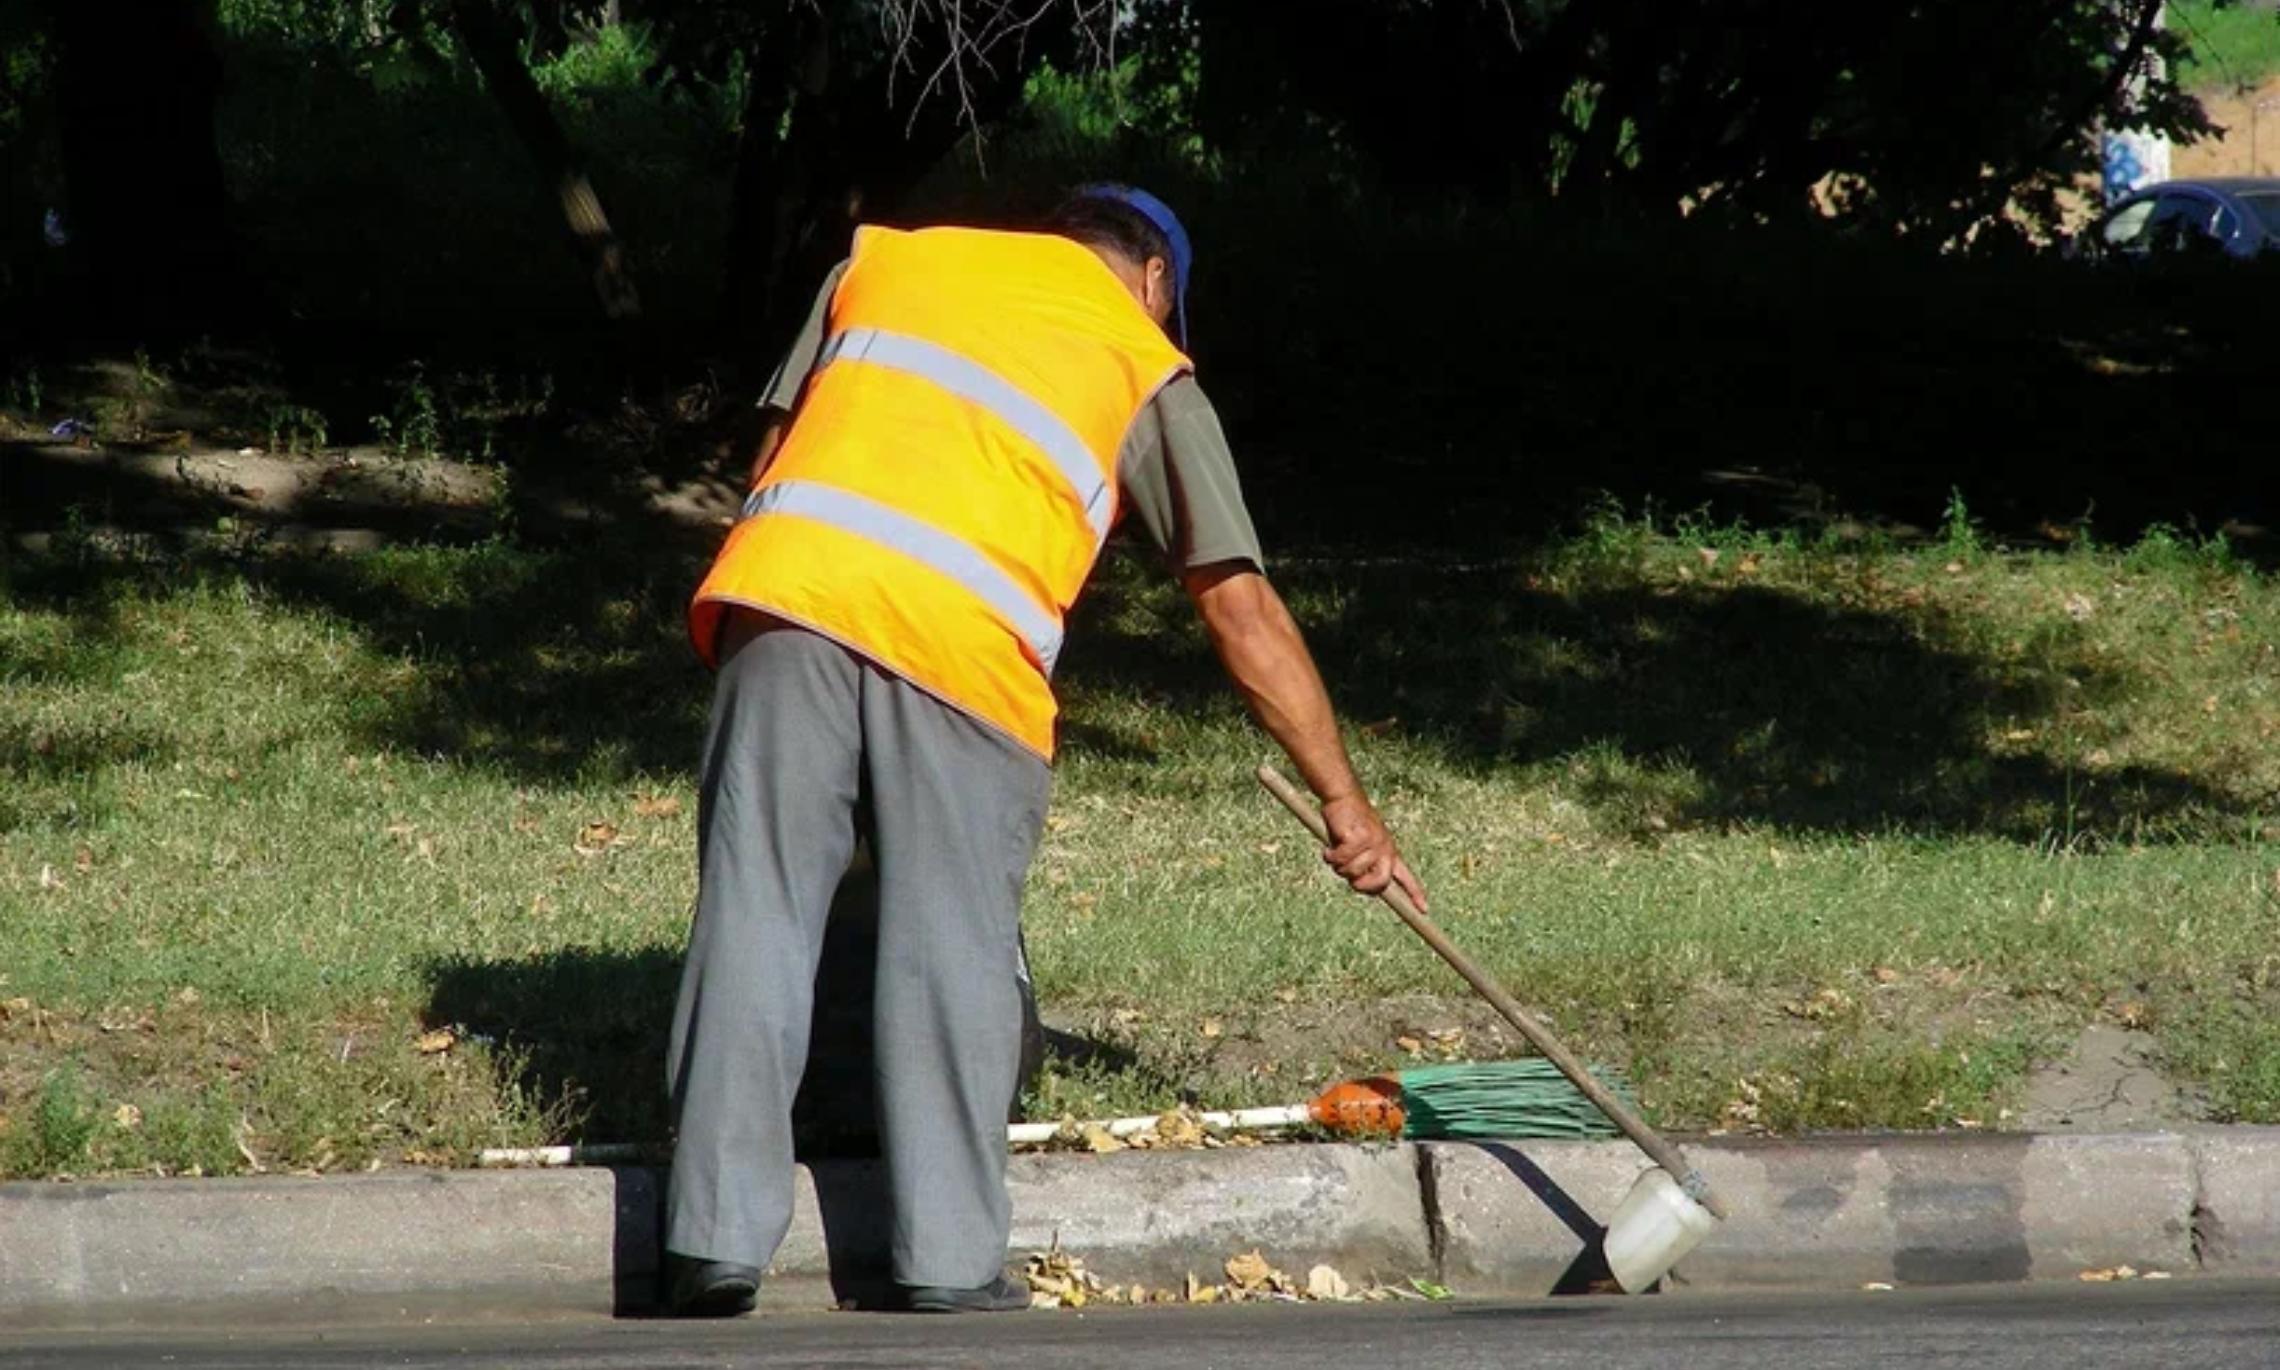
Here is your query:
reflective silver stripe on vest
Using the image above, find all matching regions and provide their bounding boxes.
[740,480,1064,673]
[818,326,1114,543]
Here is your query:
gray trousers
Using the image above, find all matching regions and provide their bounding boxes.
[665,615,1051,1287]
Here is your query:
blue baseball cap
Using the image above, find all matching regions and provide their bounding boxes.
[1074,183,1191,346]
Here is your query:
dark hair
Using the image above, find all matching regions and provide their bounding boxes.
[1044,193,1174,267]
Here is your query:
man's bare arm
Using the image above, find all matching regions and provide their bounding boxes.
[1185,561,1426,910]
[748,414,789,488]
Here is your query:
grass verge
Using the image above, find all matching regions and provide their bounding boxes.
[2175,1,2280,92]
[1,509,2276,1178]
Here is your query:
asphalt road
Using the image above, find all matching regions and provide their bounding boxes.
[4,1281,2275,1369]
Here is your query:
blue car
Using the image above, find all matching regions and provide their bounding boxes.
[2085,177,2280,260]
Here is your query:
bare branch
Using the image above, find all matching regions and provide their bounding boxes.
[869,0,1116,147]
[1484,0,1522,51]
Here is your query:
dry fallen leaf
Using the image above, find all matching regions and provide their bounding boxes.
[1784,987,1852,1021]
[1394,1034,1425,1056]
[1199,1017,1224,1040]
[633,794,684,819]
[415,1028,457,1055]
[37,865,63,892]
[113,1104,143,1131]
[1078,1123,1125,1154]
[73,847,94,874]
[1224,1250,1278,1292]
[574,821,621,855]
[1154,1108,1207,1149]
[1306,1264,1353,1301]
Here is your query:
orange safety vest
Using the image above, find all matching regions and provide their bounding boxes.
[688,225,1194,759]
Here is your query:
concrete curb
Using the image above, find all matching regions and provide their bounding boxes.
[1427,1132,2202,1291]
[0,1167,656,1320]
[2188,1128,2280,1274]
[1,1129,2274,1321]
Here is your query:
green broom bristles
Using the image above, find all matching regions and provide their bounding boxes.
[1398,1059,1638,1140]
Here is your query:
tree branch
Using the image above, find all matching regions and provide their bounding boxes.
[449,0,641,320]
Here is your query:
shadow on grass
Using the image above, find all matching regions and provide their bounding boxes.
[422,857,1057,1159]
[1062,559,2258,845]
[5,521,2260,846]
[425,946,682,1151]
[0,430,734,785]
[246,536,713,781]
[0,717,174,832]
[0,588,170,830]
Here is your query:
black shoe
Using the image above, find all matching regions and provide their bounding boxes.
[665,1253,760,1317]
[901,1271,1032,1313]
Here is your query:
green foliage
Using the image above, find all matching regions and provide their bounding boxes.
[4,1065,101,1174]
[2161,994,2280,1123]
[1170,1,2210,240]
[531,19,658,96]
[265,402,331,455]
[1020,53,1209,170]
[0,0,51,144]
[1736,1030,2043,1133]
[2122,522,2241,575]
[196,13,741,325]
[372,362,444,458]
[4,363,40,415]
[1941,488,1985,558]
[2172,0,2280,91]
[363,363,547,460]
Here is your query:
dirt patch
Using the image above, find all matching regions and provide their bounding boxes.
[2017,1023,2208,1132]
[2177,77,2280,179]
[2,435,747,551]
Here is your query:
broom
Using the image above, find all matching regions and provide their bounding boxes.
[485,1058,1631,1165]
[1005,1058,1634,1145]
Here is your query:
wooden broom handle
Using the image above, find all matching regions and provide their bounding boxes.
[1257,765,1728,1220]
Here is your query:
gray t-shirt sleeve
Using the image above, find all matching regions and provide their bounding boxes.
[1117,375,1266,574]
[758,259,850,413]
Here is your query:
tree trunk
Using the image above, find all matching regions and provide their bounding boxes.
[723,12,830,349]
[48,0,241,335]
[449,0,641,320]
